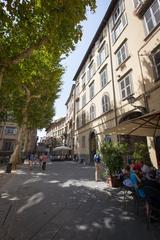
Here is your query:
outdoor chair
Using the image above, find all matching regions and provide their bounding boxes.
[122,184,136,210]
[143,186,160,229]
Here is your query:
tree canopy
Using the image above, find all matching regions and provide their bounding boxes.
[0,0,96,86]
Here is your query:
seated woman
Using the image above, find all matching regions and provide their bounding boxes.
[130,166,145,199]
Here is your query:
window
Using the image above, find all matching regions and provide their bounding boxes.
[82,93,86,107]
[87,62,95,81]
[112,0,124,25]
[97,44,108,67]
[82,111,86,126]
[152,46,160,80]
[76,84,80,97]
[104,135,111,143]
[76,116,80,129]
[144,0,160,34]
[132,0,142,8]
[100,66,108,88]
[119,73,133,99]
[89,82,94,99]
[5,127,17,135]
[102,94,110,113]
[2,140,14,151]
[90,104,96,121]
[76,100,79,112]
[112,13,127,43]
[82,136,86,148]
[116,42,128,66]
[81,74,86,89]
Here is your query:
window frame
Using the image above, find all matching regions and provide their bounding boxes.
[119,72,133,100]
[115,41,128,66]
[102,94,110,113]
[143,0,160,35]
[112,13,127,43]
[100,66,108,88]
[82,93,86,108]
[90,104,96,121]
[152,45,160,80]
[89,82,95,100]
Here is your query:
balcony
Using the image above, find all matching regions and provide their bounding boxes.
[134,0,154,18]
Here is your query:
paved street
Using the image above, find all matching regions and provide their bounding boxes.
[0,161,159,240]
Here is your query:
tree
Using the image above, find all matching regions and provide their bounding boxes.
[1,48,64,167]
[0,0,96,86]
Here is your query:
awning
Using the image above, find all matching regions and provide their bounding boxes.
[52,146,71,152]
[107,109,160,137]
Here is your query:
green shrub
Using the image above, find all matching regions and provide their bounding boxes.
[100,142,128,176]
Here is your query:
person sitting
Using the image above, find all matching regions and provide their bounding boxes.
[130,166,145,199]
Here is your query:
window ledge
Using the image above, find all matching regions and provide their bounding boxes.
[116,55,131,71]
[144,23,160,42]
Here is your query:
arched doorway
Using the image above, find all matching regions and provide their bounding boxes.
[89,130,97,164]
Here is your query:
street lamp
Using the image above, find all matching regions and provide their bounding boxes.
[127,96,147,114]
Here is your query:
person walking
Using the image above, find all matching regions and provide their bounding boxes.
[42,153,48,171]
[28,152,34,170]
[94,152,101,181]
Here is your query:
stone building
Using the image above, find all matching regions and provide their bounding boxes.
[65,84,75,156]
[45,117,66,152]
[72,0,160,166]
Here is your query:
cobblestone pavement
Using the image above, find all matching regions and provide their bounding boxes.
[0,161,159,240]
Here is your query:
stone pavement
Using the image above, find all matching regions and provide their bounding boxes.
[0,161,160,240]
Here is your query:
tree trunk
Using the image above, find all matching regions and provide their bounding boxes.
[23,128,30,154]
[10,127,24,168]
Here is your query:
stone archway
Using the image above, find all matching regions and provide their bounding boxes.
[89,130,97,164]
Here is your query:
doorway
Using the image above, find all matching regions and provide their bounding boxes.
[89,131,97,164]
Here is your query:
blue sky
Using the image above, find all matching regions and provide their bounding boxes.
[38,0,111,139]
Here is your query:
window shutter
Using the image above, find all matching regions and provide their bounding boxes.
[105,44,109,57]
[111,31,115,44]
[122,13,127,28]
[93,62,96,74]
[97,55,100,68]
[87,70,90,81]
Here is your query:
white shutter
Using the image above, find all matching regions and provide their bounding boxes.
[93,62,96,75]
[87,70,90,81]
[111,30,115,44]
[97,55,100,68]
[122,13,127,28]
[105,44,109,57]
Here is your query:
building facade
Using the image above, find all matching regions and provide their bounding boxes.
[45,117,66,152]
[0,121,18,161]
[65,84,75,156]
[72,0,160,166]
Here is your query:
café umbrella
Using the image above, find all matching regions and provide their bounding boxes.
[107,109,160,137]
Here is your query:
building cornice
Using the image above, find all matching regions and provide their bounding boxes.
[73,0,118,81]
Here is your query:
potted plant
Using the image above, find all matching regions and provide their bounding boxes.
[133,142,150,164]
[100,142,128,187]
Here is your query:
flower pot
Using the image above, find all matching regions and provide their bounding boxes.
[107,176,121,188]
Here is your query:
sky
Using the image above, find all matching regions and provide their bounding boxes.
[38,0,111,140]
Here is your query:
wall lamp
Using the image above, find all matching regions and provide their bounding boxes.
[127,96,147,114]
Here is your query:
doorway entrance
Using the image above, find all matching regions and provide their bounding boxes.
[89,131,97,164]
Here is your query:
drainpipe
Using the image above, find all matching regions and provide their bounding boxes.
[107,23,118,126]
[107,22,118,126]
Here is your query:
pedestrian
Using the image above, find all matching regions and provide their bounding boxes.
[28,152,34,170]
[42,152,48,170]
[94,151,101,181]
